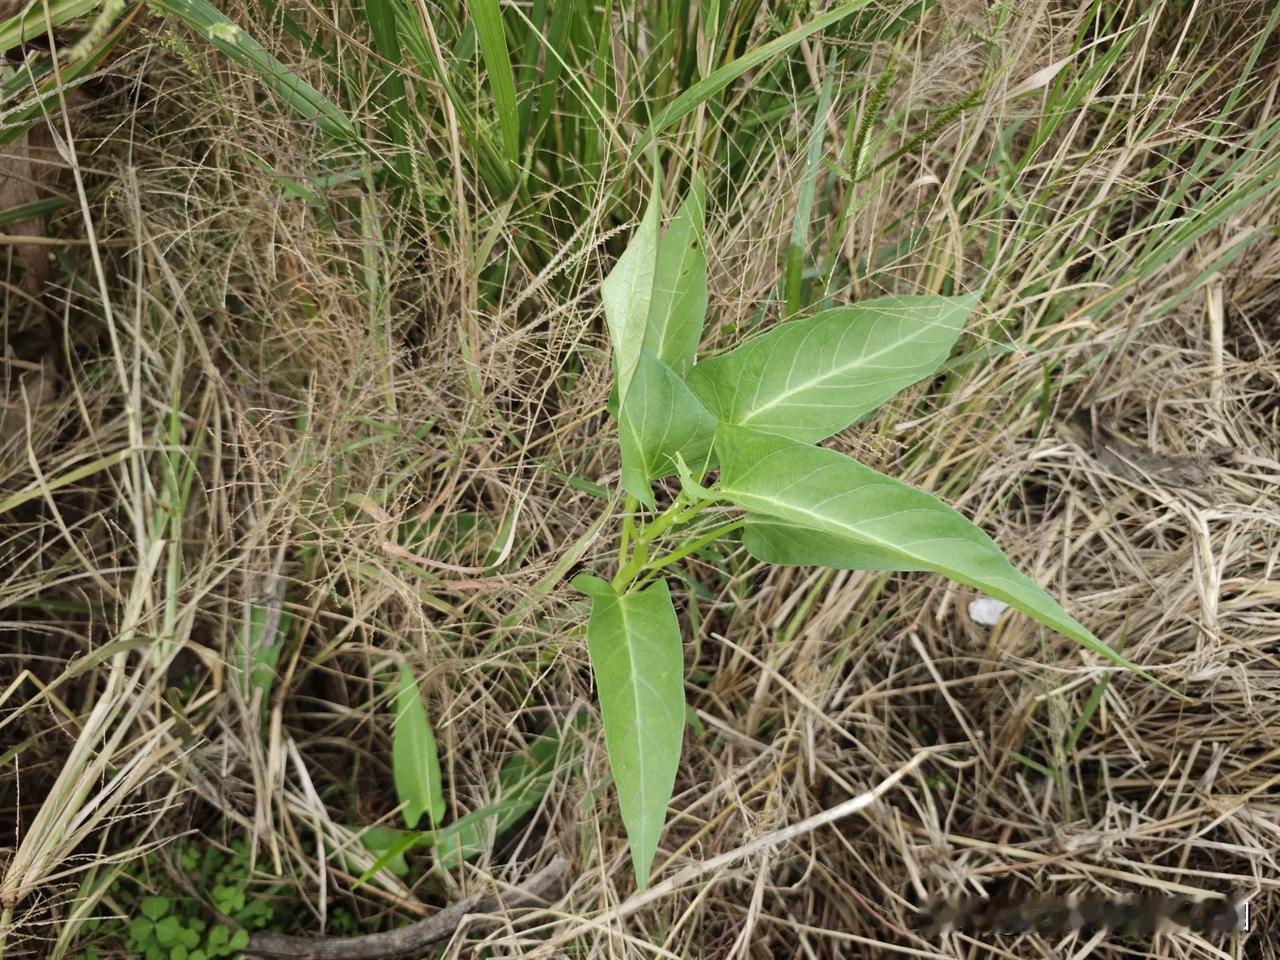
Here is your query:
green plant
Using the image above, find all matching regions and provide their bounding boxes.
[373,698,575,882]
[71,840,270,960]
[126,897,248,960]
[572,175,1157,890]
[392,665,446,831]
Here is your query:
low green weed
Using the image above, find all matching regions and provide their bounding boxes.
[72,840,269,960]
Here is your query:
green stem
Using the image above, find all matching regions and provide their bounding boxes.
[643,519,744,576]
[610,498,692,591]
[617,494,639,569]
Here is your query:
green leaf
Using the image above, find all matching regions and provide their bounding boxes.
[716,424,1150,677]
[434,724,569,869]
[467,0,520,165]
[673,451,714,502]
[645,180,707,376]
[364,0,410,179]
[353,824,419,879]
[212,886,244,913]
[585,579,685,889]
[633,0,875,157]
[140,897,170,922]
[0,197,68,229]
[238,603,290,710]
[688,294,975,443]
[618,352,716,508]
[571,573,613,597]
[154,917,181,946]
[153,0,357,142]
[743,515,928,571]
[392,666,446,829]
[399,510,482,554]
[785,66,834,318]
[129,918,153,944]
[0,0,99,54]
[602,182,662,402]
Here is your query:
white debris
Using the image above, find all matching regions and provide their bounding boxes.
[968,597,1009,626]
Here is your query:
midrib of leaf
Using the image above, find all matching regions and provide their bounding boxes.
[603,191,661,402]
[649,284,692,370]
[615,598,651,795]
[737,317,945,425]
[627,373,665,479]
[723,458,974,580]
[645,182,705,374]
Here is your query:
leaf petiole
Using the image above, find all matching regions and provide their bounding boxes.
[618,494,639,569]
[641,519,744,578]
[611,497,695,591]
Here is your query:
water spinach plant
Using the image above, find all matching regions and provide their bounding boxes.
[573,177,1147,890]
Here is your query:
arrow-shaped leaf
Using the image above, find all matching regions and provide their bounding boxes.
[716,424,1152,678]
[689,294,974,443]
[645,179,707,377]
[585,579,685,888]
[602,184,661,403]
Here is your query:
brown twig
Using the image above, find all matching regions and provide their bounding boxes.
[245,856,568,960]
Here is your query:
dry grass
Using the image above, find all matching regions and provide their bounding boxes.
[1,0,1278,957]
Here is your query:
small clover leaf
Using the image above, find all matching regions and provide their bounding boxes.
[206,925,229,951]
[129,918,154,944]
[141,897,170,922]
[154,916,181,946]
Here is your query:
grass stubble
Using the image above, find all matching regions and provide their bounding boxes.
[1,0,1279,956]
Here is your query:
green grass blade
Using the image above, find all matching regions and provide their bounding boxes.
[785,65,834,317]
[394,1,513,194]
[392,666,446,830]
[434,724,570,869]
[0,196,69,227]
[513,0,549,139]
[0,0,99,53]
[634,0,874,156]
[153,0,357,142]
[364,0,410,178]
[1,450,132,515]
[0,10,135,147]
[468,0,521,166]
